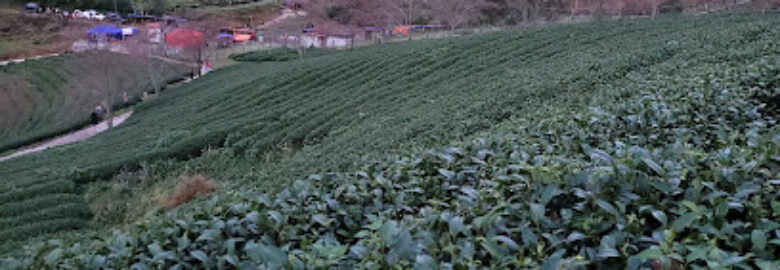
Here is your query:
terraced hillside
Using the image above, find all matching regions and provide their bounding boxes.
[0,52,188,153]
[0,12,778,268]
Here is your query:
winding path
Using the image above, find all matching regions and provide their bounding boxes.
[0,111,133,163]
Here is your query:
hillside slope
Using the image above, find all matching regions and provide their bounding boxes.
[0,13,778,267]
[0,52,188,154]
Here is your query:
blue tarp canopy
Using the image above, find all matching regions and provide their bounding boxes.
[87,25,123,39]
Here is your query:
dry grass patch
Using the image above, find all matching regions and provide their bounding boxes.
[161,175,216,210]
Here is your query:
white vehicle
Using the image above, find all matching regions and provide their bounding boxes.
[93,13,105,20]
[80,10,97,19]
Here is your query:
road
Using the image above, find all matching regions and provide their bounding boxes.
[0,111,133,163]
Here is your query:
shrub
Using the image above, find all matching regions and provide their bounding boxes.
[230,48,337,63]
[1,12,778,262]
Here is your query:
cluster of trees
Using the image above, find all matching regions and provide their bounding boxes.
[13,0,775,25]
[301,0,776,30]
[10,0,135,12]
[7,0,171,14]
[300,0,664,31]
[298,0,495,31]
[300,0,494,31]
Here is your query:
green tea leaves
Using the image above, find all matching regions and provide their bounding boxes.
[244,241,287,267]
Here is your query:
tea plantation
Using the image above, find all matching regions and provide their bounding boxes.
[230,47,339,63]
[1,12,779,268]
[0,52,188,154]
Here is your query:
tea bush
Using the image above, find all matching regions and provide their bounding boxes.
[0,13,778,263]
[4,59,777,267]
[0,53,188,153]
[230,47,338,63]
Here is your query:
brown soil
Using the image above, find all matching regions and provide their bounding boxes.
[0,9,97,60]
[176,5,281,39]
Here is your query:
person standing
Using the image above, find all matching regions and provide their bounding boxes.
[91,104,105,125]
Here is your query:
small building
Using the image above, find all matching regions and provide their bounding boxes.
[301,33,324,48]
[147,23,162,43]
[325,35,350,48]
[299,32,351,49]
[363,27,387,41]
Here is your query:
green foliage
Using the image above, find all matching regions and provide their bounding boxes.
[230,47,339,63]
[0,13,779,267]
[0,53,188,154]
[26,0,134,13]
[4,89,777,267]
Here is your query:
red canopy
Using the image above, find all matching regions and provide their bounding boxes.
[165,28,204,48]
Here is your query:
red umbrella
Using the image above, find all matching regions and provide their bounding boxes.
[165,28,204,48]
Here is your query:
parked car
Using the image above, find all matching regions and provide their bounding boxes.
[93,13,105,20]
[24,2,39,13]
[79,9,97,19]
[106,12,124,23]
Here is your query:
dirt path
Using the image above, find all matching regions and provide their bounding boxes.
[0,111,133,163]
[0,67,207,163]
[151,55,200,68]
[259,9,306,28]
[0,53,61,66]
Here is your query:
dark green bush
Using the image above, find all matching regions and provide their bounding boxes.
[231,48,339,63]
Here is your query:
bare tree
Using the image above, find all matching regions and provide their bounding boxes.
[503,0,546,23]
[384,0,417,25]
[652,0,658,18]
[305,0,398,29]
[351,0,397,27]
[146,45,170,94]
[80,51,130,128]
[429,0,489,30]
[572,0,579,15]
[266,15,309,48]
[129,0,149,14]
[77,49,164,128]
[756,0,775,13]
[129,0,170,15]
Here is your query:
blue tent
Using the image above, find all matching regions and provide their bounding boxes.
[24,3,38,9]
[87,25,123,40]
